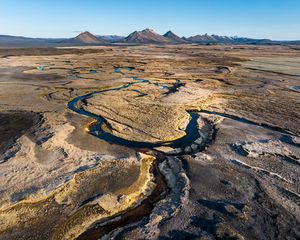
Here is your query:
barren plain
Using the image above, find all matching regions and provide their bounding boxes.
[0,44,299,240]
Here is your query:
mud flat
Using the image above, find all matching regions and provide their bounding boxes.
[0,45,299,239]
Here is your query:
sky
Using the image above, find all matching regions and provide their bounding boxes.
[0,0,299,40]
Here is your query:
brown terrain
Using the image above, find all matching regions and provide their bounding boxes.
[0,44,299,240]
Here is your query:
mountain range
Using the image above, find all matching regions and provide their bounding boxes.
[124,28,171,44]
[1,29,299,47]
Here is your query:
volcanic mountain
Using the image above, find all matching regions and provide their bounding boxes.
[74,31,104,44]
[62,31,105,44]
[124,28,171,44]
[163,31,188,43]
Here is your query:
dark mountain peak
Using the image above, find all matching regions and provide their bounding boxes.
[163,31,188,43]
[130,31,139,36]
[124,28,171,44]
[164,31,176,37]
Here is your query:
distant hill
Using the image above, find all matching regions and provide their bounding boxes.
[63,31,105,44]
[124,29,171,44]
[163,31,188,43]
[0,35,64,47]
[230,37,300,45]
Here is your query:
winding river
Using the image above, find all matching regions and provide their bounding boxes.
[67,71,200,150]
[66,68,299,239]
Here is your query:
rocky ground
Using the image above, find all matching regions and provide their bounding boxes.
[0,44,299,240]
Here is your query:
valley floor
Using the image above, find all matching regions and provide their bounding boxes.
[0,44,299,239]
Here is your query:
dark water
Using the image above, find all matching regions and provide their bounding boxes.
[114,67,135,73]
[290,86,300,92]
[86,112,199,149]
[67,76,199,149]
[114,68,122,73]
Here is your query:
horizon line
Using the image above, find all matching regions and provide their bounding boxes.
[1,29,300,42]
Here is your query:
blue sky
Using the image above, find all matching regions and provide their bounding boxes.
[0,0,299,40]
